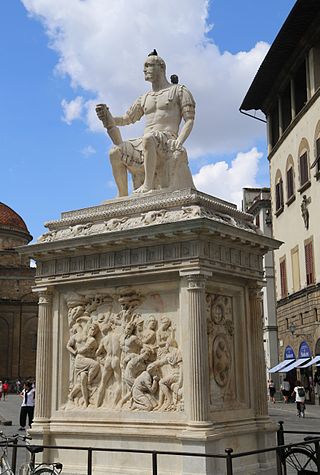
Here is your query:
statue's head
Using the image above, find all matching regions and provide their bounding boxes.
[144,49,166,82]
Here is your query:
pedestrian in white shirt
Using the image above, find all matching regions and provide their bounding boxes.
[19,381,35,430]
[292,380,306,418]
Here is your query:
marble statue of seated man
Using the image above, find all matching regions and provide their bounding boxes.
[96,50,195,196]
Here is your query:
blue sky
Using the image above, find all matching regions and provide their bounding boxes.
[1,0,296,242]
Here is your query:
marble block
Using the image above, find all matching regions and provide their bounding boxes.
[19,189,281,475]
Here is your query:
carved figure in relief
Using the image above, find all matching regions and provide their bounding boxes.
[156,316,177,357]
[148,347,182,410]
[131,370,159,411]
[104,217,128,231]
[120,349,151,407]
[141,210,167,225]
[68,323,100,407]
[120,322,142,358]
[142,316,157,346]
[65,290,183,412]
[96,318,122,407]
[96,50,195,196]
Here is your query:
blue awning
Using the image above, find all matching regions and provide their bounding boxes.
[300,355,320,368]
[269,359,294,373]
[278,358,309,372]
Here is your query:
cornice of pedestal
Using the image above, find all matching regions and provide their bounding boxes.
[18,189,281,256]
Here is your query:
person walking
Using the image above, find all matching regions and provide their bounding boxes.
[268,379,276,403]
[281,378,291,403]
[2,381,9,400]
[19,381,35,430]
[0,381,3,401]
[292,380,306,418]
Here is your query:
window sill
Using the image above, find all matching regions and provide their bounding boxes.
[298,180,311,194]
[275,206,284,217]
[315,171,320,181]
[286,194,296,206]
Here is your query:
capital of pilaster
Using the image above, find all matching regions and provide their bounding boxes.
[33,287,53,305]
[248,284,263,300]
[180,269,212,291]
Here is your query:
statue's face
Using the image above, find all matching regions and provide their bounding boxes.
[143,57,163,82]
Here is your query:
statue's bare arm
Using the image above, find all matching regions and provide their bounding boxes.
[174,118,194,150]
[113,114,134,127]
[96,97,144,129]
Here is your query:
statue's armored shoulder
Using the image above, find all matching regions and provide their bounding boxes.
[178,84,195,119]
[126,95,144,123]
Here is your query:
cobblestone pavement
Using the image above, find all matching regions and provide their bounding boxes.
[0,395,319,473]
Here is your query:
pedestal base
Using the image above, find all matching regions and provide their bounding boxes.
[21,189,280,475]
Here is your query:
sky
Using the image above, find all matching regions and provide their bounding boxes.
[1,0,296,243]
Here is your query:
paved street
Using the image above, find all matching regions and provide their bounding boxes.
[269,400,320,444]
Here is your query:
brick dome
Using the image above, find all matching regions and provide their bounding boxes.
[0,202,31,239]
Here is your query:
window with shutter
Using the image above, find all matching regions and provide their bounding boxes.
[300,152,309,186]
[291,247,300,292]
[280,259,288,298]
[287,167,294,199]
[276,179,284,211]
[305,241,315,285]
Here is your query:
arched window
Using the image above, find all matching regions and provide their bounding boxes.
[298,138,310,189]
[285,155,295,201]
[275,169,284,213]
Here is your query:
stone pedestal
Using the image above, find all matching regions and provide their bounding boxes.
[20,189,280,475]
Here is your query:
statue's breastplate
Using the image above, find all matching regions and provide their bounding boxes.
[142,86,179,115]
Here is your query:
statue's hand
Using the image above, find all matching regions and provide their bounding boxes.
[168,139,183,152]
[95,103,109,123]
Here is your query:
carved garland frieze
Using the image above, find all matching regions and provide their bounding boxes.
[38,205,257,243]
[64,288,183,413]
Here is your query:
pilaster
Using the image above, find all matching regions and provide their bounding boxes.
[33,287,53,422]
[248,285,267,416]
[181,271,211,426]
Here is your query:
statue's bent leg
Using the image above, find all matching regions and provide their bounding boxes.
[109,145,128,197]
[134,133,157,193]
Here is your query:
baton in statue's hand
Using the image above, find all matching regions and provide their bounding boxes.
[96,103,122,146]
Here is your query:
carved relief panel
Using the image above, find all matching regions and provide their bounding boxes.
[63,287,183,413]
[206,294,236,409]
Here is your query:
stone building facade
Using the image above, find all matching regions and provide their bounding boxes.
[0,202,37,380]
[241,1,320,377]
[242,188,279,381]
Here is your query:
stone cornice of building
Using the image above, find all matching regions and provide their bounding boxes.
[277,282,320,308]
[246,199,271,216]
[267,87,320,162]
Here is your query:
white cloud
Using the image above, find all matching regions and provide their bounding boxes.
[22,0,269,156]
[193,147,263,208]
[81,145,96,157]
[61,96,84,124]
